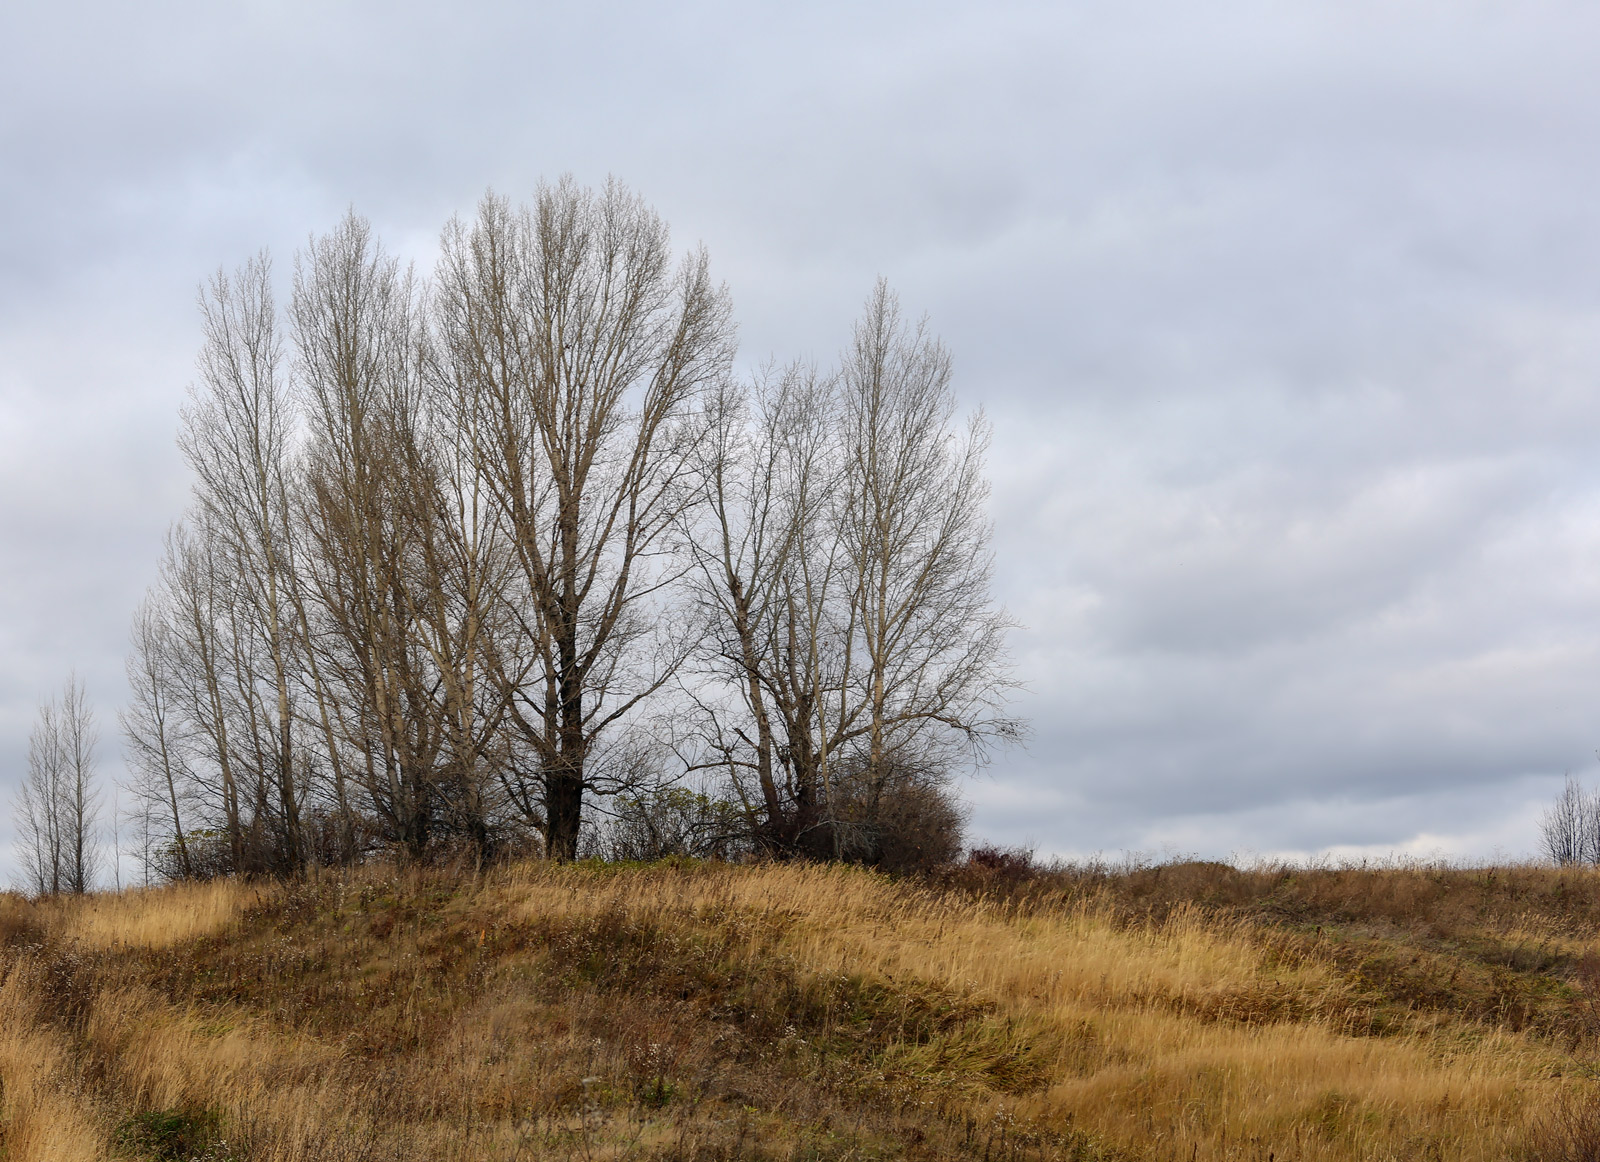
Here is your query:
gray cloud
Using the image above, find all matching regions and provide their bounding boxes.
[4,0,1600,873]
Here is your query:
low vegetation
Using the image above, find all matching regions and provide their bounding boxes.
[4,857,1600,1159]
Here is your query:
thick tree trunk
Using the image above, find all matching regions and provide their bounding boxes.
[546,659,585,860]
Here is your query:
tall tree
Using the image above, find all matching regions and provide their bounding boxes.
[293,212,443,860]
[682,365,841,853]
[831,281,1018,841]
[159,521,247,869]
[16,676,99,894]
[16,698,64,895]
[1540,775,1599,866]
[685,283,1019,863]
[433,181,735,859]
[122,593,195,880]
[180,255,305,873]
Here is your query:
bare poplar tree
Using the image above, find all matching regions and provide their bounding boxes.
[684,283,1018,866]
[16,676,99,894]
[57,676,99,893]
[828,281,1017,849]
[17,698,64,895]
[180,255,306,873]
[681,366,842,853]
[414,326,523,863]
[293,211,452,860]
[122,592,195,880]
[433,181,735,859]
[160,520,250,869]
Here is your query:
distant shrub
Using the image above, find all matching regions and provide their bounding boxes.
[591,787,754,862]
[967,844,1040,881]
[863,776,967,873]
[812,757,968,874]
[149,829,235,882]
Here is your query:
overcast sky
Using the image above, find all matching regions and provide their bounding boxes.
[4,0,1600,872]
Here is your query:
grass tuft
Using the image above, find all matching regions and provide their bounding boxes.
[114,1107,236,1161]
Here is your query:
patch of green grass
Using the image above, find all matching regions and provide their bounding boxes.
[115,1107,238,1161]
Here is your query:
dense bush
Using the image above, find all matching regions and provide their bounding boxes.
[807,759,968,873]
[588,788,753,862]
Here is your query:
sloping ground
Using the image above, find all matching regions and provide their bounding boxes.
[0,860,1597,1160]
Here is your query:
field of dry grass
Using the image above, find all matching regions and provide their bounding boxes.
[2,858,1600,1160]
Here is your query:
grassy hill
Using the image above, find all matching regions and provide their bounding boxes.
[3,857,1600,1160]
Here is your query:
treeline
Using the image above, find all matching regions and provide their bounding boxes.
[111,178,1018,881]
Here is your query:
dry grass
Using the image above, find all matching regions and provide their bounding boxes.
[0,859,1598,1159]
[36,879,253,950]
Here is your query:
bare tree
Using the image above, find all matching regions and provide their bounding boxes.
[121,522,282,881]
[121,592,195,880]
[180,255,306,873]
[828,281,1018,855]
[159,520,248,869]
[683,283,1020,865]
[433,181,735,859]
[16,699,64,895]
[1542,774,1600,866]
[58,676,98,893]
[680,365,842,853]
[292,211,446,860]
[15,676,99,894]
[414,320,523,864]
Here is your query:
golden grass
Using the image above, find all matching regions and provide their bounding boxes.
[0,956,108,1161]
[0,860,1594,1159]
[38,878,253,950]
[493,863,1559,1161]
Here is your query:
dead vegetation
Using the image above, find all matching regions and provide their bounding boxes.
[4,858,1600,1159]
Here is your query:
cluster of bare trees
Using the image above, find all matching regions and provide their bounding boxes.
[117,178,1017,879]
[15,676,100,894]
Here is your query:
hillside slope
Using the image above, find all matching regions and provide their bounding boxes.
[1,859,1598,1160]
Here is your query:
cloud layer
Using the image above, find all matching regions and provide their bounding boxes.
[4,0,1600,870]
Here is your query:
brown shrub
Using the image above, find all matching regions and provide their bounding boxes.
[815,758,968,873]
[1529,1089,1600,1162]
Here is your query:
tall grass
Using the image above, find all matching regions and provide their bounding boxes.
[40,878,253,949]
[0,860,1594,1159]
